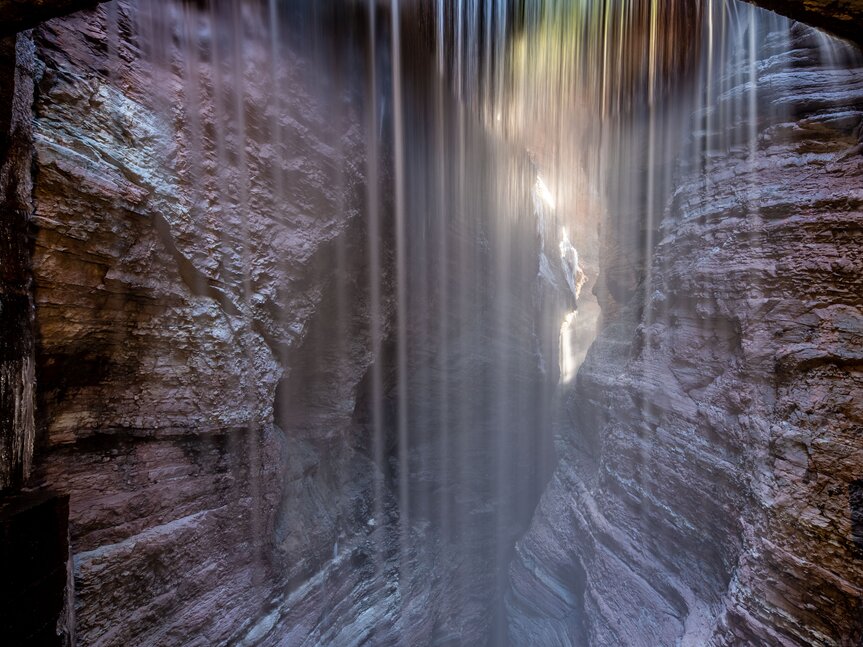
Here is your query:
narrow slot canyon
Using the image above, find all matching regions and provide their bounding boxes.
[1,1,861,645]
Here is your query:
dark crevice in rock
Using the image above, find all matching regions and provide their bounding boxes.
[0,32,36,493]
[0,0,110,37]
[851,479,863,553]
[0,491,73,646]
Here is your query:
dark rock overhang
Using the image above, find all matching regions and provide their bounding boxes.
[0,0,107,35]
[3,0,863,44]
[741,0,863,45]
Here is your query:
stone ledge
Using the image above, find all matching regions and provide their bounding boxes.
[743,0,863,44]
[0,0,106,36]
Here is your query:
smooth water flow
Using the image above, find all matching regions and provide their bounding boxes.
[107,0,861,642]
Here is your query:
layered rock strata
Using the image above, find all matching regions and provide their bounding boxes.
[20,1,560,644]
[508,18,863,647]
[3,0,862,645]
[26,2,383,643]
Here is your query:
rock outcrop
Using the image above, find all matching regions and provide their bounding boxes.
[745,0,863,45]
[507,16,863,647]
[19,1,560,644]
[25,1,386,643]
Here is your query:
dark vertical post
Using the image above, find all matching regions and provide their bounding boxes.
[0,28,75,646]
[0,31,36,492]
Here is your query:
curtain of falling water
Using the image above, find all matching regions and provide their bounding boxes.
[103,0,861,644]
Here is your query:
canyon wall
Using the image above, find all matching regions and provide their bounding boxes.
[1,1,862,646]
[14,1,559,644]
[507,18,863,647]
[24,2,400,643]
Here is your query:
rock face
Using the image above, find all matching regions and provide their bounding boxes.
[507,16,863,647]
[26,1,390,643]
[21,1,560,644]
[3,0,863,645]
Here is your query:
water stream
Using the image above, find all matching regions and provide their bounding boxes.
[104,0,861,643]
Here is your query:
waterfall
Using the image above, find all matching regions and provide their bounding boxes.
[51,0,863,644]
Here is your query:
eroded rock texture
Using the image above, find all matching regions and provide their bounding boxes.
[508,20,863,647]
[22,1,560,644]
[9,0,863,645]
[26,2,394,643]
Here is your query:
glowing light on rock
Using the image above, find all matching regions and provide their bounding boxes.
[559,310,578,383]
[535,175,556,209]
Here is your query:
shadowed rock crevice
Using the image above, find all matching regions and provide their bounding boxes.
[0,32,36,492]
[852,480,863,552]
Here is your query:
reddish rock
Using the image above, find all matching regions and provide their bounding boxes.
[508,18,863,647]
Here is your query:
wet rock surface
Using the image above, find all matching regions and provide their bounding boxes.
[24,2,406,643]
[3,1,862,645]
[21,1,558,644]
[507,22,863,647]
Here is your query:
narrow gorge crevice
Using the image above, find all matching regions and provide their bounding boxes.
[1,1,862,646]
[507,12,863,645]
